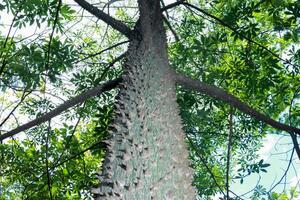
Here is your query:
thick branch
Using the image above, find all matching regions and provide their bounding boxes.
[74,0,132,38]
[175,73,300,135]
[0,78,121,141]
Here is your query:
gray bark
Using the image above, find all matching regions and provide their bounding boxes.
[93,0,195,199]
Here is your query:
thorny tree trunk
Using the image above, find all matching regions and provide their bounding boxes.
[93,0,195,199]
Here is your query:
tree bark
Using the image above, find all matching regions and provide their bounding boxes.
[175,73,300,135]
[0,78,121,141]
[93,0,195,199]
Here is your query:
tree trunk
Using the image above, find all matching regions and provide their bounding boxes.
[93,1,195,199]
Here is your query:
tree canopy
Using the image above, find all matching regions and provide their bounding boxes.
[0,0,300,199]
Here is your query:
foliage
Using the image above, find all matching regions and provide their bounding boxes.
[0,0,299,199]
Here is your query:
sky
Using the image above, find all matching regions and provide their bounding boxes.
[0,0,300,199]
[231,133,300,198]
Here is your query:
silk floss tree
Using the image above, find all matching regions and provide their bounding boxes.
[1,0,300,199]
[76,0,196,198]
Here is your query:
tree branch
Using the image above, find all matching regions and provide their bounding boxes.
[74,40,128,64]
[183,2,298,69]
[290,133,300,160]
[45,120,53,200]
[174,72,300,135]
[161,0,185,12]
[45,0,62,71]
[54,113,82,167]
[0,4,22,76]
[0,90,31,128]
[0,78,121,141]
[162,15,179,42]
[74,0,132,38]
[22,139,106,197]
[226,109,233,200]
[268,148,294,192]
[187,135,226,197]
[98,53,126,80]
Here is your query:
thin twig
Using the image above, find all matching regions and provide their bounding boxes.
[161,0,185,12]
[0,4,22,76]
[0,90,31,128]
[23,140,106,197]
[162,15,179,42]
[268,148,294,193]
[45,0,62,71]
[53,109,82,167]
[226,108,233,200]
[74,40,128,64]
[187,135,227,197]
[183,2,298,69]
[45,120,53,199]
[98,53,126,81]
